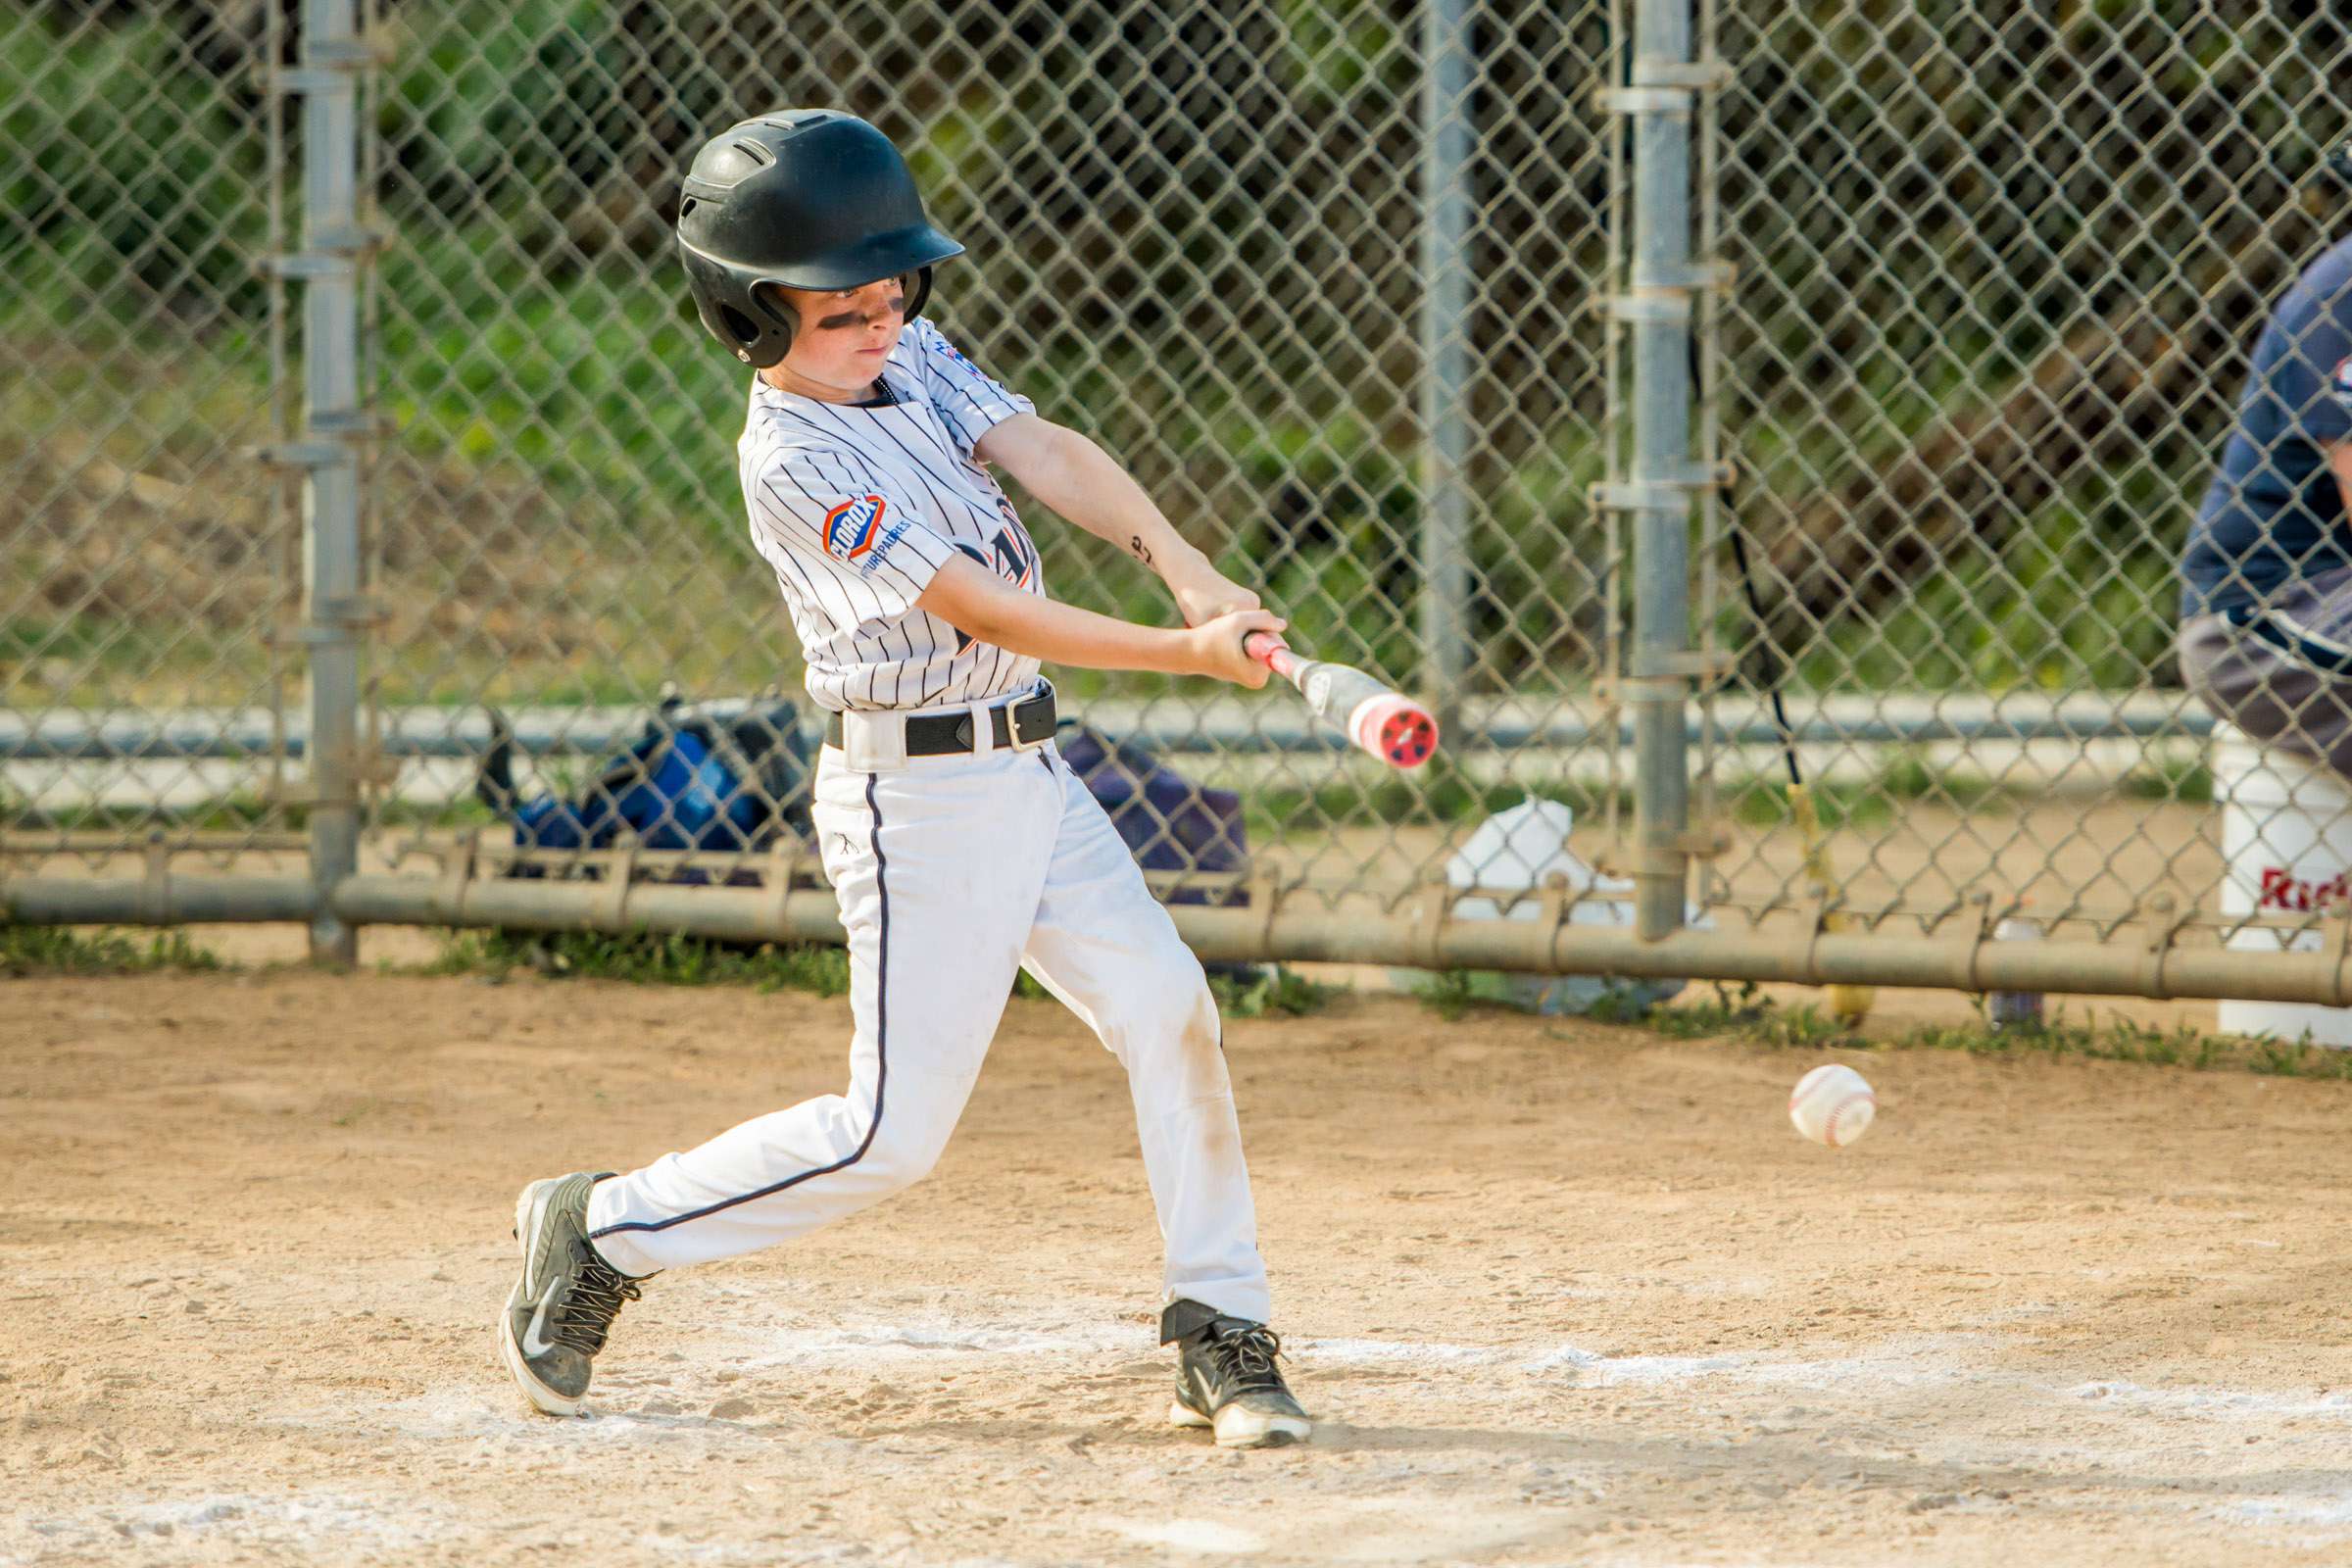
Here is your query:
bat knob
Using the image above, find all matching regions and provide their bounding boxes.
[1380,709,1439,770]
[1349,693,1439,771]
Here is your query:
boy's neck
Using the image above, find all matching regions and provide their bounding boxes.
[760,364,880,406]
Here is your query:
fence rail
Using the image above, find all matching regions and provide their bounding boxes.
[8,1,2352,1008]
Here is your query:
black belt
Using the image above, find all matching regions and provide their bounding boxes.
[824,683,1057,757]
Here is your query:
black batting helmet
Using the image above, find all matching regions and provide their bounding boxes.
[676,110,963,368]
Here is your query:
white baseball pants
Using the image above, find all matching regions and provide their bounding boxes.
[582,737,1272,1325]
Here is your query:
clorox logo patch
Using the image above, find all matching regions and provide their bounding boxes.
[821,495,887,561]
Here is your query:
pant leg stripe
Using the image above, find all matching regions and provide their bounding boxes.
[2231,603,2352,676]
[590,772,890,1239]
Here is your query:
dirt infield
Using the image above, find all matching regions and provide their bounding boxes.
[6,967,2352,1567]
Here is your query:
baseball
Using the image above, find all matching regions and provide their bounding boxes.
[1788,1063,1876,1148]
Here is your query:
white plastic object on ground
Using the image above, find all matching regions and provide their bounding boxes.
[1388,800,1709,1016]
[2214,723,2352,1048]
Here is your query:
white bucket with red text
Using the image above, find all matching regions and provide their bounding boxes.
[2216,723,2352,1046]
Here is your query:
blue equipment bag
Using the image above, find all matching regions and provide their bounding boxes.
[1051,718,1249,906]
[472,702,1249,915]
[474,693,818,874]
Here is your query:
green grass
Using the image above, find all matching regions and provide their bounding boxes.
[1588,980,1856,1049]
[2120,755,2215,805]
[1408,968,1479,1021]
[1728,753,2022,832]
[1889,1008,2233,1071]
[1211,964,1338,1018]
[1756,471,2193,699]
[407,928,852,994]
[15,910,2346,1085]
[1248,767,1627,841]
[1584,979,2352,1082]
[1405,966,1683,1023]
[0,925,228,977]
[2,794,503,836]
[405,927,1338,1017]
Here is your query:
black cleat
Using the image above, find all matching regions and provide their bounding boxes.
[1165,1304,1311,1448]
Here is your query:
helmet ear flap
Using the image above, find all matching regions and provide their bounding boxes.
[906,266,934,322]
[711,285,796,368]
[748,281,798,364]
[683,247,800,368]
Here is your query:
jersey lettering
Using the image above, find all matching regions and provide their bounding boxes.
[947,525,1043,651]
[991,521,1039,589]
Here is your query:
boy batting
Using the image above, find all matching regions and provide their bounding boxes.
[497,110,1312,1448]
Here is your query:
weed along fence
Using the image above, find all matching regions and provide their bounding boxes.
[9,2,2352,1010]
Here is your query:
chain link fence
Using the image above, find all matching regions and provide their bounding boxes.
[10,0,2352,1004]
[1702,2,2351,962]
[355,0,1621,916]
[2,1,303,873]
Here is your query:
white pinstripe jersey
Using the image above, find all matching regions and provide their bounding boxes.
[739,317,1046,711]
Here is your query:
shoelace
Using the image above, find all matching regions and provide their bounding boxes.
[551,1248,644,1356]
[1202,1325,1287,1394]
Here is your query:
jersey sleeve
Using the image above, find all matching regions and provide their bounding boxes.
[2320,340,2352,449]
[747,449,958,621]
[2279,296,2352,449]
[906,317,1035,458]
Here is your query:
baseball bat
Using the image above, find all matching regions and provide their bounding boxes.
[1242,632,1439,770]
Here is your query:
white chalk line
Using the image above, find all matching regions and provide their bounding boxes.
[2066,1380,2352,1419]
[186,1314,2352,1555]
[253,1317,2352,1451]
[11,1491,451,1554]
[1108,1518,1265,1553]
[2223,1496,2352,1528]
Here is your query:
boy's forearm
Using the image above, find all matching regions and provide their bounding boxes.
[916,558,1200,675]
[983,594,1199,674]
[1020,424,1209,578]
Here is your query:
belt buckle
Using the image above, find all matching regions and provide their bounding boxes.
[1006,679,1054,751]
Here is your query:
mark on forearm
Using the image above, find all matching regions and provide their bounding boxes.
[1130,534,1153,566]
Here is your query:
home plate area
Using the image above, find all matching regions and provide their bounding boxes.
[6,970,2351,1566]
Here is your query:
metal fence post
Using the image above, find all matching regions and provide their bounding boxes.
[1624,0,1698,940]
[292,0,369,963]
[1418,0,1474,736]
